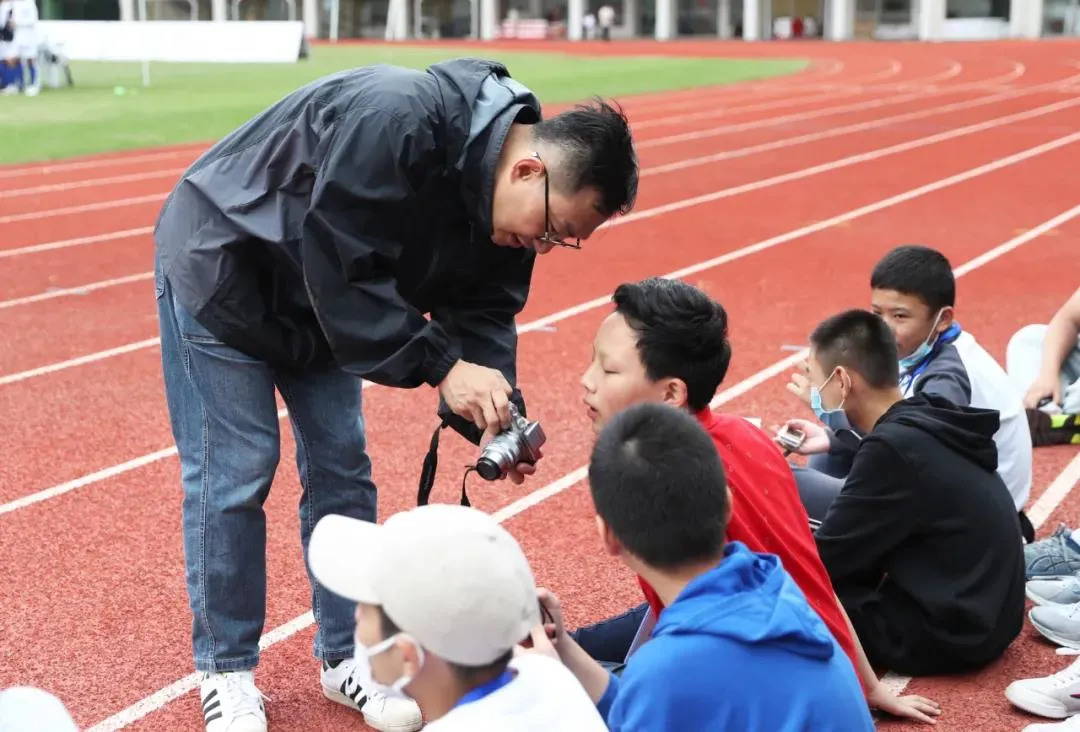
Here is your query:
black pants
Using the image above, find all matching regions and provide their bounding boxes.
[791,464,1035,543]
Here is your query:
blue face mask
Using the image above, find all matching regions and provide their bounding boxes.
[809,370,845,420]
[899,309,945,374]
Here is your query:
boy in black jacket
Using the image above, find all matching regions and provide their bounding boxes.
[778,309,1026,676]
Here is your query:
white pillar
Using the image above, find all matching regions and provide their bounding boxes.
[624,0,638,34]
[654,0,677,39]
[303,0,318,36]
[567,0,585,38]
[384,0,408,38]
[825,0,853,38]
[119,0,135,20]
[1010,0,1044,37]
[329,0,340,39]
[479,0,498,38]
[917,0,944,38]
[718,0,732,36]
[212,0,228,20]
[743,0,760,38]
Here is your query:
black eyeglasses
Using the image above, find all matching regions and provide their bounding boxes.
[534,152,581,250]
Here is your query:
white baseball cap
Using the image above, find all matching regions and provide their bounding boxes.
[308,504,541,667]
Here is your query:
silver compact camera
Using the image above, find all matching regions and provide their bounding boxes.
[776,425,806,455]
[475,403,546,480]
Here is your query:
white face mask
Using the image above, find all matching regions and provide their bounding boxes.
[352,633,426,701]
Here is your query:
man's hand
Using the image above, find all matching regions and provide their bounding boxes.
[479,425,537,485]
[772,419,831,455]
[1024,373,1063,410]
[867,682,941,725]
[438,360,513,434]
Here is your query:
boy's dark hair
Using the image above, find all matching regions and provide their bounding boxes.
[378,606,512,684]
[532,97,638,218]
[612,277,732,411]
[810,309,900,390]
[588,401,729,571]
[870,245,956,312]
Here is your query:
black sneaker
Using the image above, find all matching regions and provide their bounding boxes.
[1027,408,1080,447]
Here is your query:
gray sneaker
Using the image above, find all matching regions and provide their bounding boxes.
[1029,576,1080,606]
[1031,603,1080,650]
[1028,525,1080,580]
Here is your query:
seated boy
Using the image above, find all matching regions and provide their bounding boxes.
[1006,283,1080,446]
[537,401,877,730]
[307,504,608,731]
[573,277,939,723]
[781,309,1026,676]
[787,245,1034,539]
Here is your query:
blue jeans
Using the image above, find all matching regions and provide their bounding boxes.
[570,602,650,665]
[156,269,377,673]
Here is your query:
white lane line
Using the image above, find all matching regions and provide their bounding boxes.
[6,115,1080,392]
[0,227,152,259]
[0,58,1050,228]
[0,273,154,310]
[9,73,1070,304]
[0,58,1029,207]
[0,64,1036,262]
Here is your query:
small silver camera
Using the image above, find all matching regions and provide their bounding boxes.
[475,403,546,480]
[776,425,806,455]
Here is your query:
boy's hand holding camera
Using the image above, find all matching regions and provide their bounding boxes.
[772,420,831,456]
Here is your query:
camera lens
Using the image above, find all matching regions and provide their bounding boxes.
[475,457,503,481]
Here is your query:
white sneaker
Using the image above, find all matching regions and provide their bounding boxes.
[321,658,424,731]
[1007,650,1080,719]
[1031,603,1080,649]
[1029,577,1080,607]
[1024,717,1080,731]
[200,671,268,732]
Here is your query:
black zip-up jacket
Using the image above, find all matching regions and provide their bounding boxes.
[153,58,542,443]
[815,393,1025,673]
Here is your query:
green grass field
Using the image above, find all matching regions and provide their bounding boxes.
[0,44,805,164]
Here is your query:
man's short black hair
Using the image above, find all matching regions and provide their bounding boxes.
[377,606,512,684]
[612,277,732,412]
[810,309,900,390]
[532,96,638,218]
[870,244,956,312]
[588,401,729,571]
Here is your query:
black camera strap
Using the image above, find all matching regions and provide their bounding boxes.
[416,419,473,508]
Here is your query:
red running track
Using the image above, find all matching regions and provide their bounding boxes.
[1,39,1079,732]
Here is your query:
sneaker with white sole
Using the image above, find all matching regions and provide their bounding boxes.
[1032,603,1080,649]
[200,671,267,732]
[1024,719,1080,731]
[320,658,424,732]
[1007,649,1080,720]
[1030,576,1080,607]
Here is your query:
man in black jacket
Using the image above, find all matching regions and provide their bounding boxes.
[152,58,638,732]
[777,309,1025,677]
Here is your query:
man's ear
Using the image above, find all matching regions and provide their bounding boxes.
[510,154,544,183]
[594,515,622,557]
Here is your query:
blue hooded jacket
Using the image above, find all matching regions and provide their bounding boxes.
[596,541,875,731]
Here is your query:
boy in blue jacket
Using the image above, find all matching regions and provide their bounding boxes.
[532,401,877,731]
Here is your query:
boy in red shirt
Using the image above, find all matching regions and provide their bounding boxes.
[574,277,940,725]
